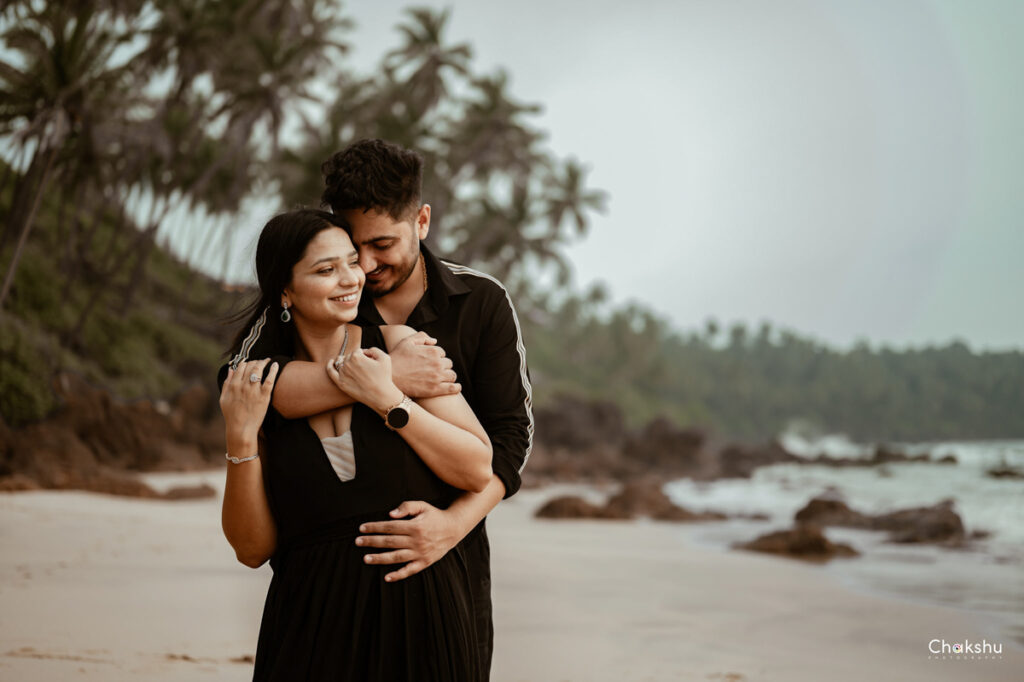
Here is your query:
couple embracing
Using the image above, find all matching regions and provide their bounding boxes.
[217,139,533,681]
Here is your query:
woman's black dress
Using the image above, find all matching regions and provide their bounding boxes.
[252,327,478,681]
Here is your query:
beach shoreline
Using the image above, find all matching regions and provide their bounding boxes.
[1,478,1021,681]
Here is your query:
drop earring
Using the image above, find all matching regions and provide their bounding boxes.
[281,302,291,323]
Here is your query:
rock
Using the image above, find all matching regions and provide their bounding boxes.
[871,499,966,545]
[935,454,958,465]
[716,440,800,479]
[871,446,928,464]
[0,370,231,495]
[793,494,968,546]
[534,481,728,523]
[151,442,208,471]
[174,383,215,422]
[4,423,100,487]
[49,372,172,470]
[533,395,627,451]
[735,523,859,562]
[986,466,1024,480]
[534,495,627,520]
[603,479,726,522]
[0,473,40,492]
[162,483,217,500]
[51,470,161,498]
[800,447,937,468]
[622,417,706,475]
[794,496,873,528]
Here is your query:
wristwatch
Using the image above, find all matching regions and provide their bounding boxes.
[384,395,413,430]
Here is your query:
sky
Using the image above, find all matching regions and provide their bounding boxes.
[339,0,1024,351]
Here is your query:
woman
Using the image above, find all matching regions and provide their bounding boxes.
[218,209,491,681]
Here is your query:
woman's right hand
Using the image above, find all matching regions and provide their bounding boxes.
[326,348,404,414]
[219,359,279,443]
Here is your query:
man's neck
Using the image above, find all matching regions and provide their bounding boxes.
[374,255,426,325]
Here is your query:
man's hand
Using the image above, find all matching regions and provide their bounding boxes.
[356,500,465,582]
[390,332,460,399]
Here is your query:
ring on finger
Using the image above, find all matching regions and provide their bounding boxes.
[249,372,260,383]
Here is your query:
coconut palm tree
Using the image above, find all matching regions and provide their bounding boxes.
[0,1,139,308]
[542,158,608,237]
[384,7,472,114]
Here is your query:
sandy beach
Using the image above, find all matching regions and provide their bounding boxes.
[1,477,1021,681]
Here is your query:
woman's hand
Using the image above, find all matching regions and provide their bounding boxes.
[326,348,403,414]
[219,359,279,444]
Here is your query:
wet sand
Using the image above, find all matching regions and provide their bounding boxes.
[1,478,1021,681]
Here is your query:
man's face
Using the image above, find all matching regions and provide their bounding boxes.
[343,206,428,298]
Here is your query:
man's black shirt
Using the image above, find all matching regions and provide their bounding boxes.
[355,243,533,499]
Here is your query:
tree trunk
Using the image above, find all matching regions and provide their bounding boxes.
[0,145,59,309]
[118,222,159,314]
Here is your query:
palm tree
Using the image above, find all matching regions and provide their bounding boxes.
[0,1,138,308]
[543,158,608,237]
[384,7,472,114]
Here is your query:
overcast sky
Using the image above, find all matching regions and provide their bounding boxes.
[341,0,1023,351]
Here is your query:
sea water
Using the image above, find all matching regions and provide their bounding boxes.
[664,438,1024,648]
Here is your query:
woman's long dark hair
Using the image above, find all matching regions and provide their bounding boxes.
[227,209,351,362]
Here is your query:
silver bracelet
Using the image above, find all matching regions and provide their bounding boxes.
[225,451,259,464]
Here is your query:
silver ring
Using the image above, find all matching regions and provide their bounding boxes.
[249,373,260,384]
[333,357,344,370]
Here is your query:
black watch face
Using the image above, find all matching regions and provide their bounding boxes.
[387,407,410,429]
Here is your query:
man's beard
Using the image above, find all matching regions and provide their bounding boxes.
[365,248,418,298]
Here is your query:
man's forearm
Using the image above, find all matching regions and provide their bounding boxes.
[273,361,355,418]
[447,475,506,538]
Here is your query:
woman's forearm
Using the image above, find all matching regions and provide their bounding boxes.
[221,436,277,567]
[370,387,492,493]
[273,361,354,419]
[403,404,492,493]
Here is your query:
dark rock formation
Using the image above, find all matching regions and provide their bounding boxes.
[871,445,930,464]
[622,417,706,476]
[525,397,714,486]
[533,395,626,451]
[534,495,628,520]
[793,494,967,546]
[716,440,801,479]
[0,371,225,496]
[603,479,727,521]
[986,465,1024,480]
[162,483,218,500]
[871,499,965,544]
[735,522,860,562]
[534,479,728,522]
[800,446,937,468]
[794,497,873,528]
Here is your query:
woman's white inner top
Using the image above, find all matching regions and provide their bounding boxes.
[321,431,355,481]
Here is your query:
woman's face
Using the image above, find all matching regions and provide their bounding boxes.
[282,227,364,327]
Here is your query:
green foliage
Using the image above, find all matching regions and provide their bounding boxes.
[3,244,70,328]
[0,314,59,426]
[523,294,1024,441]
[0,161,239,425]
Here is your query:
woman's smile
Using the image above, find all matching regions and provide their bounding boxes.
[330,292,360,306]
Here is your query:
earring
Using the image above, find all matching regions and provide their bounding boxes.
[281,302,291,323]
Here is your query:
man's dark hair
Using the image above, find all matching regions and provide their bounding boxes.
[321,139,424,221]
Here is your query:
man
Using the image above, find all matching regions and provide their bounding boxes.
[271,138,533,678]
